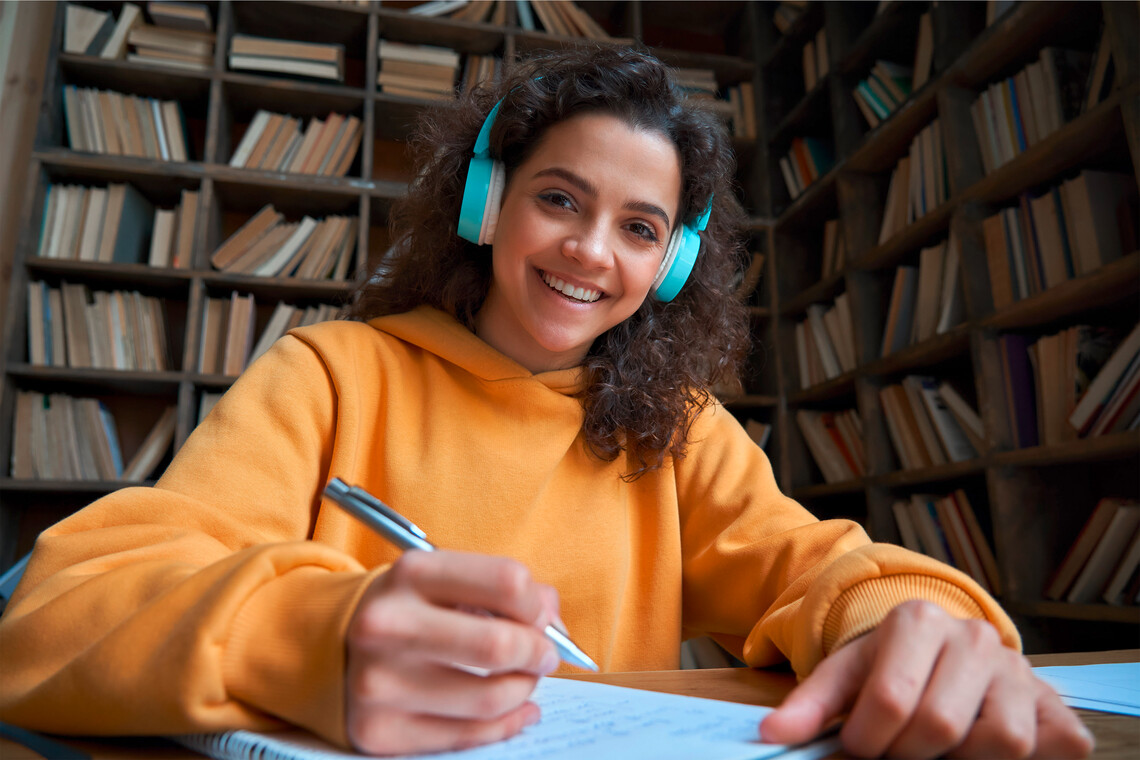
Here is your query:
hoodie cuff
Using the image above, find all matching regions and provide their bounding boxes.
[222,564,386,748]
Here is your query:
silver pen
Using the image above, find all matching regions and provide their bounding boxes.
[324,477,598,671]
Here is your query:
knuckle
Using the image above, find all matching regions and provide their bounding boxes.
[914,705,967,748]
[474,627,519,666]
[346,663,397,704]
[961,618,1000,649]
[471,680,523,720]
[493,560,532,603]
[390,551,430,584]
[991,724,1035,758]
[865,679,914,724]
[453,718,508,751]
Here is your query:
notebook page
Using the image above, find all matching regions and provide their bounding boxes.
[176,676,841,760]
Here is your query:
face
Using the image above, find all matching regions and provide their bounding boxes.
[474,112,683,373]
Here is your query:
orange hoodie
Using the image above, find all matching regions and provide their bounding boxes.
[0,306,1017,748]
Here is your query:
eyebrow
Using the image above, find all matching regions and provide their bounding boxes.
[532,167,673,231]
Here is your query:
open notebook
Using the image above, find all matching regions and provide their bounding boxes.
[174,676,841,760]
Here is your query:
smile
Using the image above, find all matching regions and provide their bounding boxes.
[541,271,602,303]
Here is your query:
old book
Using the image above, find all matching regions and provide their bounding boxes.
[148,208,176,267]
[147,1,213,33]
[248,301,298,365]
[1067,505,1140,603]
[1102,528,1140,604]
[908,494,952,564]
[880,266,918,357]
[121,406,178,482]
[1046,497,1130,600]
[127,24,215,56]
[892,500,923,552]
[252,217,318,277]
[1070,322,1140,435]
[951,490,1001,594]
[913,376,978,463]
[221,292,257,376]
[197,296,229,374]
[300,113,345,174]
[934,496,989,592]
[229,53,340,81]
[210,204,283,270]
[1063,171,1135,275]
[160,100,189,161]
[229,110,272,167]
[901,376,947,467]
[76,187,108,262]
[64,4,114,55]
[99,2,143,59]
[173,189,198,268]
[231,34,343,65]
[912,241,946,344]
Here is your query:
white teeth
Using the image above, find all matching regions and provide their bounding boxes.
[542,272,601,303]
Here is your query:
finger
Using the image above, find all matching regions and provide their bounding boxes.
[353,601,558,675]
[354,660,541,721]
[349,700,541,756]
[840,601,948,758]
[390,551,548,625]
[945,654,1037,759]
[759,632,875,745]
[878,619,1002,758]
[1030,680,1094,759]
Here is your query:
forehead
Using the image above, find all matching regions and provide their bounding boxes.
[521,112,682,207]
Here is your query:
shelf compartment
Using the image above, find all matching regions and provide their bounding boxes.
[990,430,1140,468]
[1007,600,1140,624]
[872,457,986,488]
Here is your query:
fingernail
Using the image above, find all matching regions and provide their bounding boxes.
[538,650,559,675]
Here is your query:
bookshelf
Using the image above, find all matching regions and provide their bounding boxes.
[2,1,1138,653]
[756,0,1140,652]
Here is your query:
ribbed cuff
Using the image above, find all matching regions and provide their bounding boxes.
[821,573,987,654]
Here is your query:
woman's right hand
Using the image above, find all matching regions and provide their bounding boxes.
[345,550,562,755]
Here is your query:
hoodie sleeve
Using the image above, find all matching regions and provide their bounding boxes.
[0,333,375,748]
[675,402,1018,678]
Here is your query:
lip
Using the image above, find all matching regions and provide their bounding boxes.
[536,268,606,303]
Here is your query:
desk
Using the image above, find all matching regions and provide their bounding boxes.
[2,650,1136,759]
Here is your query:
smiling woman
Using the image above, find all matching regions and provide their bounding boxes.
[348,46,751,478]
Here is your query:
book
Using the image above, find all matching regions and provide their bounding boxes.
[147,1,213,33]
[64,4,114,55]
[998,333,1039,448]
[99,2,143,59]
[1069,322,1140,436]
[1066,504,1140,603]
[951,490,1002,594]
[1046,497,1133,600]
[1102,526,1140,604]
[892,500,923,552]
[211,205,284,270]
[880,266,918,357]
[121,406,177,481]
[912,376,978,463]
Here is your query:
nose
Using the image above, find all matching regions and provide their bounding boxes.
[562,218,614,270]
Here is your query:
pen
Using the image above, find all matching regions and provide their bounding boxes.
[323,477,599,672]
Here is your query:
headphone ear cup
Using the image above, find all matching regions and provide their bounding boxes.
[652,223,700,302]
[458,156,495,244]
[480,161,506,245]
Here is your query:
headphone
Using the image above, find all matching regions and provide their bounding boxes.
[456,97,712,303]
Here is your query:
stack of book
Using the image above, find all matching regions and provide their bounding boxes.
[878,119,948,243]
[36,182,181,266]
[25,281,171,371]
[515,0,619,40]
[981,170,1136,310]
[820,219,845,279]
[1046,497,1140,605]
[1005,323,1140,448]
[853,60,912,129]
[62,86,190,161]
[880,377,982,470]
[802,28,828,92]
[229,110,362,177]
[891,490,1001,595]
[460,54,502,93]
[228,34,345,82]
[209,204,359,280]
[404,0,508,25]
[778,137,834,200]
[971,39,1114,174]
[879,234,966,358]
[723,82,757,140]
[10,392,123,481]
[197,293,339,376]
[377,40,460,101]
[795,408,865,484]
[771,1,805,34]
[127,1,215,70]
[794,294,857,388]
[10,392,177,482]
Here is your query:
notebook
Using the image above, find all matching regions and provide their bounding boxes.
[174,675,841,760]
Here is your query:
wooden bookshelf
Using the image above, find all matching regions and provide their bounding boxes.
[3,1,1138,654]
[763,0,1140,651]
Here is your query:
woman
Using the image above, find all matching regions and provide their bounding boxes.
[0,46,1090,759]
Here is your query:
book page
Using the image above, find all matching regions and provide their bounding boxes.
[177,676,841,760]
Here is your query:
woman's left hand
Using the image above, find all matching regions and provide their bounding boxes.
[759,600,1094,758]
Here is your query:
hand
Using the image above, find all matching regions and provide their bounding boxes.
[345,550,561,755]
[760,601,1094,759]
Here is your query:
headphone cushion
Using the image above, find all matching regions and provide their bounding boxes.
[481,161,506,245]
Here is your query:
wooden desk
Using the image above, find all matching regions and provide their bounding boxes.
[3,650,1137,759]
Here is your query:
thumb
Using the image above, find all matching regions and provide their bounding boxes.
[760,635,872,745]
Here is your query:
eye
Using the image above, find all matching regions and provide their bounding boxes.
[538,190,575,211]
[626,221,661,243]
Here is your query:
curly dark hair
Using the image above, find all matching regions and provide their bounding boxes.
[345,44,751,478]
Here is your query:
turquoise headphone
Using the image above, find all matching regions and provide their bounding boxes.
[456,97,712,303]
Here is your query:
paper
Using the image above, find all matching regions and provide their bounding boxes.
[177,676,841,760]
[1034,662,1140,717]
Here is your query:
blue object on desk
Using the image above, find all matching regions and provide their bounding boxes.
[323,478,599,672]
[0,722,90,760]
[1034,662,1140,716]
